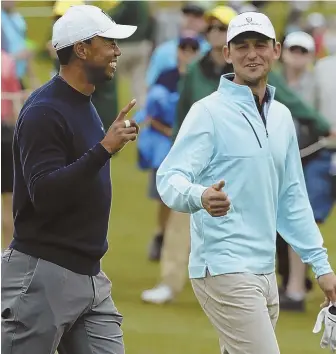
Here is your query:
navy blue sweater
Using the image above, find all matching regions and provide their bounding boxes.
[11,76,112,275]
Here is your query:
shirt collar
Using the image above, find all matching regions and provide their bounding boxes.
[217,73,276,103]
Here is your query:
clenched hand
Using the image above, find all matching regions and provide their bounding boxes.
[201,180,231,217]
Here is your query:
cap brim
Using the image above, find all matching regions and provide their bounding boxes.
[228,28,275,43]
[100,24,137,40]
[284,39,314,52]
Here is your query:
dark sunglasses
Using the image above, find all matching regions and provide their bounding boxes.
[289,46,309,54]
[207,24,228,33]
[179,42,200,52]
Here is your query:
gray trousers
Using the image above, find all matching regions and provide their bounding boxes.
[1,249,124,354]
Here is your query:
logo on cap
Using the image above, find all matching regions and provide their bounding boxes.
[246,17,252,23]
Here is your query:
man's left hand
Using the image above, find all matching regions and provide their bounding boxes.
[318,272,336,306]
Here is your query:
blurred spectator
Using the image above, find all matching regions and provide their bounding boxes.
[107,1,153,107]
[306,12,328,58]
[47,0,119,131]
[277,31,317,312]
[323,16,336,55]
[1,0,39,89]
[152,5,185,46]
[146,2,210,88]
[284,7,306,37]
[282,31,316,102]
[312,53,336,207]
[313,54,336,132]
[228,0,258,14]
[140,5,237,303]
[136,34,200,263]
[1,49,22,250]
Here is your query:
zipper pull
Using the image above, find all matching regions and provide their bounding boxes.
[266,129,269,138]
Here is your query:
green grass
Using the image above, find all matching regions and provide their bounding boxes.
[20,2,336,353]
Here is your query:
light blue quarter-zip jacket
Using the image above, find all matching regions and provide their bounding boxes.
[156,74,333,279]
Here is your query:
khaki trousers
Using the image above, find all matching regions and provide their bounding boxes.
[160,211,190,294]
[191,272,280,354]
[117,40,152,107]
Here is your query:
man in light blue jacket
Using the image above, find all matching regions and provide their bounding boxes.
[156,12,336,354]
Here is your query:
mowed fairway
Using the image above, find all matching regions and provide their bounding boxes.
[21,2,336,353]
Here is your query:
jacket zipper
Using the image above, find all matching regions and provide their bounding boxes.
[241,112,262,148]
[254,94,269,138]
[260,110,269,138]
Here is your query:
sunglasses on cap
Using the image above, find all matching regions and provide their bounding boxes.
[207,24,228,33]
[288,46,309,54]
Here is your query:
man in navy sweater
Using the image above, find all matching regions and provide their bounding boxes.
[1,5,139,354]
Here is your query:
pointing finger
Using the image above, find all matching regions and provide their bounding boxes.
[115,99,136,122]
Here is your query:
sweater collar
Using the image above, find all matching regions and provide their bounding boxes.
[53,75,92,103]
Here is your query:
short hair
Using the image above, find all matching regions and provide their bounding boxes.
[56,38,92,66]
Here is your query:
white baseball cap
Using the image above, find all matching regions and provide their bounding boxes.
[283,31,315,52]
[52,4,137,51]
[227,12,276,43]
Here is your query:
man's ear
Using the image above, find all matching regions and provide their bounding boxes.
[73,42,88,60]
[223,45,232,64]
[274,41,282,61]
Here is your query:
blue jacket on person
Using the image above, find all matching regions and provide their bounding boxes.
[156,74,333,279]
[135,84,179,170]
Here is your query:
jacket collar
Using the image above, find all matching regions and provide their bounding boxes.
[217,73,276,103]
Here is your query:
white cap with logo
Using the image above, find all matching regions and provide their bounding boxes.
[227,12,276,43]
[52,4,137,51]
[283,31,315,52]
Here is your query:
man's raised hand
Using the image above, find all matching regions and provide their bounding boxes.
[100,99,140,154]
